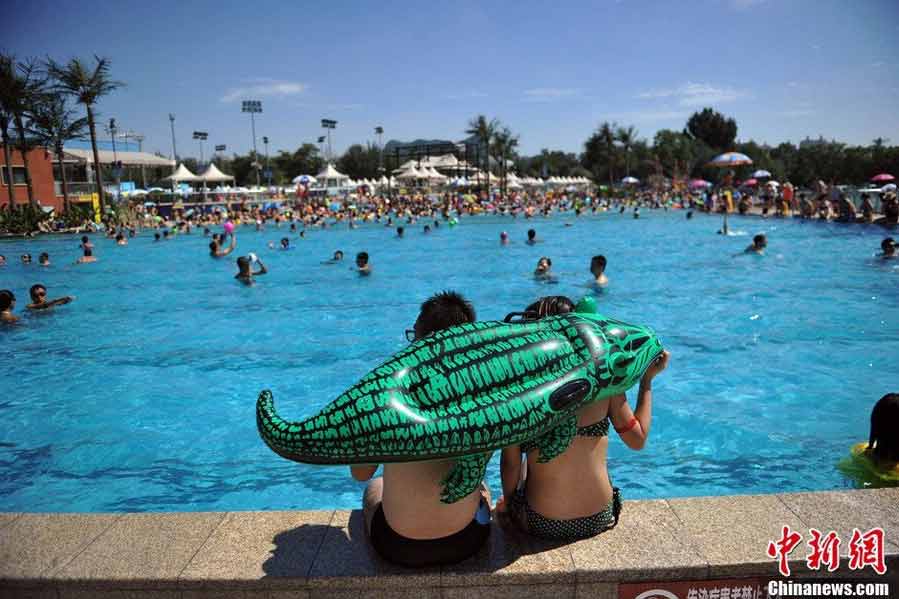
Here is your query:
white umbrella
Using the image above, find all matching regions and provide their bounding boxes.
[621,176,640,184]
[753,169,772,178]
[881,183,897,192]
[293,174,317,184]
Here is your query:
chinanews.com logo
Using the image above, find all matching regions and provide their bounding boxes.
[767,580,890,597]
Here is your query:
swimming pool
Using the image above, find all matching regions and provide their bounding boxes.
[1,210,897,512]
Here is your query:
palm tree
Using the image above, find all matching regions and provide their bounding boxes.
[0,54,44,206]
[28,95,88,213]
[0,56,16,207]
[616,125,638,177]
[465,115,497,191]
[490,127,519,197]
[598,122,617,186]
[46,56,121,213]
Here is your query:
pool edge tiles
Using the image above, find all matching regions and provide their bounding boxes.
[0,488,897,598]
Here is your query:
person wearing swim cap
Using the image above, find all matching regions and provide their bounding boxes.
[497,295,670,539]
[26,284,74,311]
[352,291,492,567]
[235,254,267,285]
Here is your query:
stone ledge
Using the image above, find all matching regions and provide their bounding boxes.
[1,488,896,598]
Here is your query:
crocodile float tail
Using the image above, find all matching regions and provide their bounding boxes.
[256,390,343,464]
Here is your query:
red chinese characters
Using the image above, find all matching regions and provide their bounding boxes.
[767,526,887,576]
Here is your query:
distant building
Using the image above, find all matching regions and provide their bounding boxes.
[799,135,834,149]
[0,146,61,210]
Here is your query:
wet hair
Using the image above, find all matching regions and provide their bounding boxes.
[81,235,89,243]
[29,284,46,301]
[0,289,14,311]
[869,393,899,463]
[334,250,344,259]
[753,234,767,247]
[39,252,49,264]
[527,228,536,240]
[22,253,32,262]
[524,296,575,318]
[236,256,250,272]
[356,251,369,264]
[882,237,895,252]
[500,231,508,240]
[280,237,289,246]
[115,233,124,241]
[397,226,404,236]
[415,291,476,339]
[590,255,607,273]
[537,256,552,267]
[423,225,431,233]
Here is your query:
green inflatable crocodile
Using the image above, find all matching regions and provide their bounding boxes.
[257,297,663,503]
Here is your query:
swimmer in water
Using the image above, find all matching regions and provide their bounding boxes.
[154,233,161,242]
[39,253,50,266]
[500,231,509,245]
[0,290,19,323]
[590,255,609,287]
[115,232,127,245]
[744,234,767,255]
[526,228,537,245]
[356,251,372,275]
[633,207,640,219]
[423,225,431,234]
[322,250,344,264]
[235,254,267,285]
[534,256,552,278]
[0,255,5,267]
[686,211,693,219]
[880,237,896,259]
[21,253,32,264]
[397,226,404,238]
[210,233,236,258]
[76,236,96,264]
[26,284,74,311]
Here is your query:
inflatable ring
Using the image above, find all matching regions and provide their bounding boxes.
[838,442,899,487]
[256,299,663,503]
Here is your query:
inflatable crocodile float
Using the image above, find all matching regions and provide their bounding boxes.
[257,297,663,502]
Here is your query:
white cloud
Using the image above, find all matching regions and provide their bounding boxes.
[523,88,580,102]
[637,82,745,106]
[220,80,306,103]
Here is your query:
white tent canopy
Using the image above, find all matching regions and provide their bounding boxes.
[164,164,200,182]
[63,148,175,168]
[198,163,234,182]
[316,163,349,180]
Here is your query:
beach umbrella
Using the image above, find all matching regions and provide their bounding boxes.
[742,178,758,186]
[621,176,639,184]
[293,174,317,185]
[752,169,772,178]
[871,173,895,182]
[689,179,710,189]
[708,152,753,167]
[882,183,897,192]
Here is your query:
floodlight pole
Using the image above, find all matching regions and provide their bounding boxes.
[169,114,178,173]
[242,100,262,187]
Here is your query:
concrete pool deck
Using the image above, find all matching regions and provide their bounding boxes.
[1,488,897,598]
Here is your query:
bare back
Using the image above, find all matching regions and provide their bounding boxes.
[523,400,613,519]
[381,459,484,539]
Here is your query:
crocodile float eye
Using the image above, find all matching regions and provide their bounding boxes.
[549,379,591,411]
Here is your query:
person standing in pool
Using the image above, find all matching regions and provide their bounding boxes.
[497,295,670,540]
[590,255,609,287]
[351,291,491,567]
[0,290,19,323]
[744,234,767,255]
[356,252,371,275]
[26,284,74,311]
[210,233,236,258]
[76,236,96,264]
[234,255,267,285]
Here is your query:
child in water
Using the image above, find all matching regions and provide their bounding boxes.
[839,393,899,488]
[0,290,18,323]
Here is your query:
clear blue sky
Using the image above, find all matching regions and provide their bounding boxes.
[8,0,899,159]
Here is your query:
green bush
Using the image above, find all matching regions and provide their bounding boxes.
[0,203,52,235]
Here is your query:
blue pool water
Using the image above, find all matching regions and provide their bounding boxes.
[1,211,897,512]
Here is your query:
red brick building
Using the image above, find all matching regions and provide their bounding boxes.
[0,146,64,211]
